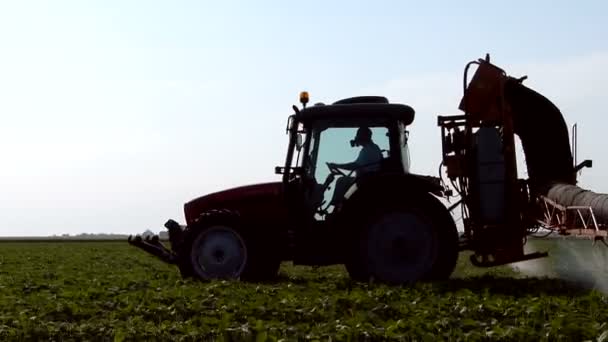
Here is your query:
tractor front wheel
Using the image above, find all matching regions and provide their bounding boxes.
[190,225,249,280]
[184,211,281,282]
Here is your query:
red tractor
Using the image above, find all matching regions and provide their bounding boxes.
[130,55,606,284]
[129,93,459,284]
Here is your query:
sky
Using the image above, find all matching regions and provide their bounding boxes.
[0,1,607,236]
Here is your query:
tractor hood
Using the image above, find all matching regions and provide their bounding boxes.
[183,182,284,225]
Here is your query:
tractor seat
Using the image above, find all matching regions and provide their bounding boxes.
[327,158,399,207]
[379,157,400,172]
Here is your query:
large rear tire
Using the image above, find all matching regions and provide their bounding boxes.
[346,194,458,284]
[363,207,438,284]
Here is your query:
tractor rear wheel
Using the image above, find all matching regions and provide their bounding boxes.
[185,210,281,282]
[363,208,438,284]
[347,194,457,284]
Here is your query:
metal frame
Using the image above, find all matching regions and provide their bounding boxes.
[537,196,607,239]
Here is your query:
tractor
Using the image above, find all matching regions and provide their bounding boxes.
[129,54,607,284]
[129,93,459,284]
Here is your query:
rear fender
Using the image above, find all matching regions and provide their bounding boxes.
[344,173,445,206]
[338,173,459,277]
[338,173,449,229]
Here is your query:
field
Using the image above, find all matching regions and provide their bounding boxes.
[0,241,607,341]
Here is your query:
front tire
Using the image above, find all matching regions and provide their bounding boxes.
[190,225,248,280]
[184,210,281,282]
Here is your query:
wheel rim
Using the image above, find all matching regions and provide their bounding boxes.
[190,226,247,280]
[366,211,436,283]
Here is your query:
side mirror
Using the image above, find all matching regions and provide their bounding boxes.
[296,133,304,151]
[574,159,592,174]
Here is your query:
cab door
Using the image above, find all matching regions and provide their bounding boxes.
[291,121,348,265]
[293,123,391,265]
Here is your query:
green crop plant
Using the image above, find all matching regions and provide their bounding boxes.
[0,241,606,341]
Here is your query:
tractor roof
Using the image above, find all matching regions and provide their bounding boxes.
[296,96,415,125]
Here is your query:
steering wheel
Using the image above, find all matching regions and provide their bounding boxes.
[326,162,347,177]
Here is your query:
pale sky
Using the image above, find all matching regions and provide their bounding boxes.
[0,1,606,236]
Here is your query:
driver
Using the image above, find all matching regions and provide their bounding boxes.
[322,127,383,210]
[327,126,383,177]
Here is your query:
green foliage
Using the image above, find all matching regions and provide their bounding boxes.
[0,242,606,341]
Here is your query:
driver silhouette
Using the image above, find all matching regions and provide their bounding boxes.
[324,127,383,208]
[327,127,382,177]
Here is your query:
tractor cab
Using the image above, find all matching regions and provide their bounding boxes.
[277,92,418,264]
[131,90,458,284]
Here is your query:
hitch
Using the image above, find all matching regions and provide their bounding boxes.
[128,219,187,264]
[128,234,177,264]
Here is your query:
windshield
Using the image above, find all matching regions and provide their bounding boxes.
[312,126,389,182]
[304,122,390,219]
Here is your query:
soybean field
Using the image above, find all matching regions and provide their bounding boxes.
[0,240,607,341]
